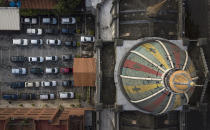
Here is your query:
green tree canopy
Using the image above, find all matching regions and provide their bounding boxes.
[55,0,81,14]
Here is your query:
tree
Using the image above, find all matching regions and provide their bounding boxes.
[146,0,167,17]
[55,0,81,14]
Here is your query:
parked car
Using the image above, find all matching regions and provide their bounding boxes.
[26,28,42,35]
[60,67,72,74]
[10,56,27,63]
[45,67,59,74]
[28,56,44,63]
[45,28,59,34]
[25,82,34,87]
[34,81,41,87]
[61,17,76,24]
[46,39,61,45]
[40,94,55,100]
[81,36,95,42]
[62,54,74,61]
[3,94,18,100]
[45,56,58,61]
[11,82,25,89]
[12,39,28,46]
[42,17,57,24]
[12,68,27,75]
[24,18,37,24]
[30,39,43,45]
[20,93,36,100]
[30,68,44,75]
[64,41,77,47]
[61,28,76,35]
[59,92,74,99]
[62,80,73,87]
[41,81,57,87]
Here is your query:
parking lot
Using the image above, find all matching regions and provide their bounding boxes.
[0,15,95,107]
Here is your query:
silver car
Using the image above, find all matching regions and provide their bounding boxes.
[26,28,42,35]
[30,39,43,45]
[28,56,44,63]
[45,67,59,74]
[46,39,61,45]
[41,81,57,87]
[61,17,76,24]
[11,68,27,75]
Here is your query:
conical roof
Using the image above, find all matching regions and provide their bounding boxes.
[118,39,197,115]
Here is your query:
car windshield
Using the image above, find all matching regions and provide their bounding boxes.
[37,57,40,61]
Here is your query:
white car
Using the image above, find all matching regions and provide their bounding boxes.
[45,67,59,74]
[45,56,58,61]
[61,17,76,24]
[59,92,74,99]
[34,81,41,87]
[28,57,44,63]
[11,68,27,75]
[12,39,28,46]
[41,81,57,87]
[80,36,95,43]
[40,94,55,100]
[25,82,34,87]
[46,39,61,45]
[30,39,43,45]
[26,28,42,35]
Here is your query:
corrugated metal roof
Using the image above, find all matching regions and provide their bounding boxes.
[0,7,20,30]
[21,0,57,9]
[73,58,96,87]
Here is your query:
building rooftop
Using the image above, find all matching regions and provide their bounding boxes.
[0,7,20,30]
[73,58,96,87]
[118,0,180,39]
[115,38,197,115]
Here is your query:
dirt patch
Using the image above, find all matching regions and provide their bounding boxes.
[100,43,116,105]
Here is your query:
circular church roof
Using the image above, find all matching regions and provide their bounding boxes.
[118,39,197,115]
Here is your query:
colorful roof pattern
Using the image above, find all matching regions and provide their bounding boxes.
[118,39,197,115]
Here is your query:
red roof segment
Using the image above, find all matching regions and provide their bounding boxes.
[21,0,57,9]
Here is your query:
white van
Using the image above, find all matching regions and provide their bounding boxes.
[13,39,28,46]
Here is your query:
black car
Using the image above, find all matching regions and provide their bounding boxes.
[45,28,58,34]
[10,56,27,63]
[30,68,44,75]
[62,80,73,87]
[62,54,74,62]
[10,82,25,89]
[64,41,77,47]
[20,93,36,100]
[61,28,76,35]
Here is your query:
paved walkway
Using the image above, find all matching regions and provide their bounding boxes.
[99,0,113,40]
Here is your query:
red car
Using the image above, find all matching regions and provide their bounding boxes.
[60,67,73,74]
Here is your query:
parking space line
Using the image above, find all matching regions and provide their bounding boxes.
[8,48,10,62]
[0,49,2,64]
[17,48,19,56]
